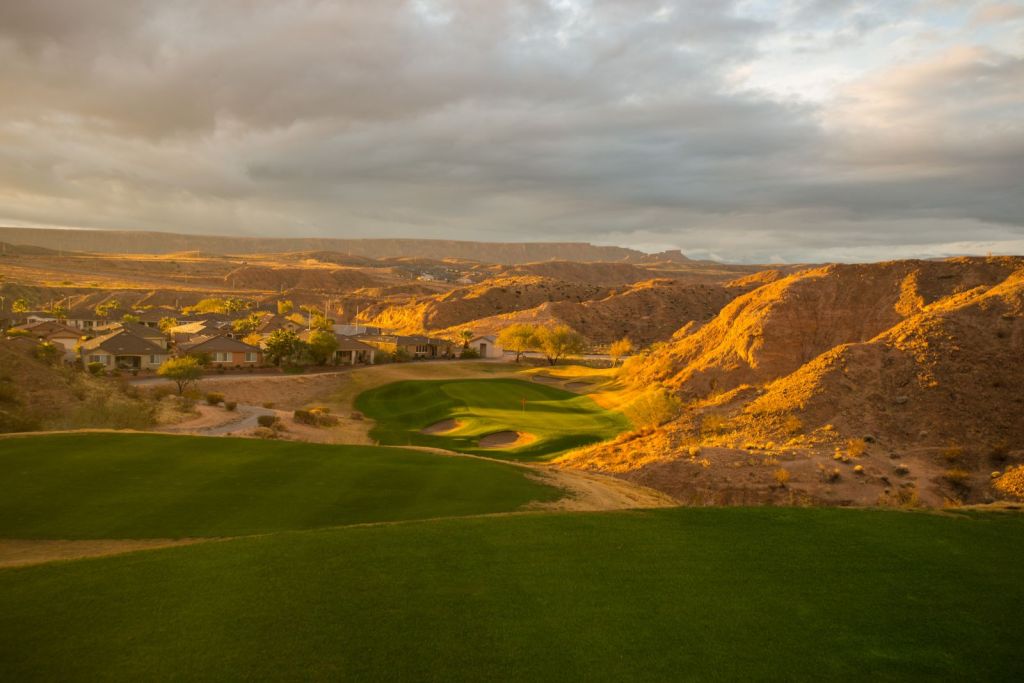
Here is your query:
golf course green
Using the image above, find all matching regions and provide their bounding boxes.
[2,507,1023,680]
[0,433,563,538]
[355,378,629,460]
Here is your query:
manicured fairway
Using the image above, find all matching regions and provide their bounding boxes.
[356,378,629,460]
[1,508,1023,680]
[0,433,563,538]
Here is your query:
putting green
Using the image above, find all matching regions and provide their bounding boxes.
[355,378,630,460]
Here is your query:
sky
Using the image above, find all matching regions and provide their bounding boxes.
[0,1,1022,263]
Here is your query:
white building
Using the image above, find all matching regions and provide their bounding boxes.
[468,335,503,359]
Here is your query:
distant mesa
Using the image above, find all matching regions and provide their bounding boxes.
[0,227,682,266]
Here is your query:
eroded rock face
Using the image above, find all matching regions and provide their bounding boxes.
[562,257,1024,507]
[628,257,1024,398]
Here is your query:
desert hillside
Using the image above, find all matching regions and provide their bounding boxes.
[560,257,1024,505]
[358,276,610,334]
[437,279,746,345]
[0,339,154,432]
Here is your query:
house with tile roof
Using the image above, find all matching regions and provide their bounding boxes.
[79,329,170,371]
[178,334,263,366]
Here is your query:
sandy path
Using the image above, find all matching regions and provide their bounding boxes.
[532,467,678,511]
[157,403,278,437]
[0,538,213,569]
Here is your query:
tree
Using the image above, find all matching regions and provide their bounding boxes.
[94,300,120,319]
[264,329,302,367]
[306,329,339,365]
[277,300,294,316]
[158,317,179,333]
[224,298,250,314]
[459,329,474,349]
[121,313,140,324]
[498,324,539,362]
[11,298,29,314]
[535,324,586,365]
[609,337,634,367]
[157,356,204,395]
[311,314,332,331]
[232,313,262,336]
[33,342,61,365]
[241,332,263,348]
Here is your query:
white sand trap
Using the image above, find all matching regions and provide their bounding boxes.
[479,431,536,449]
[421,418,461,434]
[532,375,561,384]
[565,381,592,392]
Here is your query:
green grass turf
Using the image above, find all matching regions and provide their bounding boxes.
[1,507,1023,680]
[0,433,562,538]
[355,378,629,460]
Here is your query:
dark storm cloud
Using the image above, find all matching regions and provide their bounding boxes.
[0,0,1021,261]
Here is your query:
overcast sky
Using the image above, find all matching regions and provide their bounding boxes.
[0,1,1022,262]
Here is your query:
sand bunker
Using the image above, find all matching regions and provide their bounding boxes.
[565,381,592,392]
[532,375,561,384]
[421,418,461,434]
[479,431,536,449]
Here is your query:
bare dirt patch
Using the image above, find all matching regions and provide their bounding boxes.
[0,538,213,569]
[529,468,677,511]
[422,419,461,435]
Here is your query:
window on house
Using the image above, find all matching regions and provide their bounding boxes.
[415,345,429,353]
[214,352,231,362]
[245,352,257,363]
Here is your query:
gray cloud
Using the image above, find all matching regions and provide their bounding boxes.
[0,0,1021,262]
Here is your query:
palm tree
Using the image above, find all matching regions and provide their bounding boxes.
[459,329,474,349]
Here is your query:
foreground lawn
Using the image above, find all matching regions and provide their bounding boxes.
[0,433,562,538]
[356,378,629,460]
[1,508,1022,680]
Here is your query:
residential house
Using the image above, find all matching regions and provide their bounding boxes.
[178,334,262,366]
[358,334,456,360]
[167,321,223,346]
[95,321,170,350]
[79,329,170,371]
[468,335,504,359]
[11,320,82,358]
[255,315,304,335]
[331,323,381,337]
[298,330,376,365]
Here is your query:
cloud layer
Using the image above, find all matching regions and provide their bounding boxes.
[0,0,1021,262]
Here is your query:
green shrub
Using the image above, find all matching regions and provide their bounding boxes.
[625,387,682,430]
[316,413,339,427]
[205,392,225,406]
[33,342,61,366]
[773,468,791,487]
[224,401,237,412]
[293,409,316,425]
[253,426,277,439]
[87,362,106,375]
[460,348,480,359]
[257,414,279,428]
